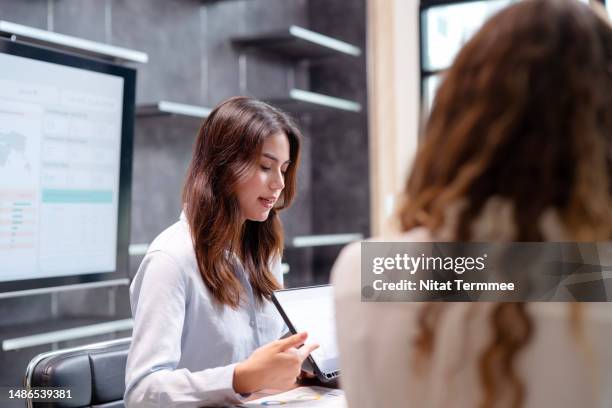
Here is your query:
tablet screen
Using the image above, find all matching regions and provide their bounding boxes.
[273,285,339,376]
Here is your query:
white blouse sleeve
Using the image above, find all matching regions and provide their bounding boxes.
[124,251,243,407]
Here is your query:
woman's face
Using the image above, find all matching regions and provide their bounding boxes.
[236,132,291,222]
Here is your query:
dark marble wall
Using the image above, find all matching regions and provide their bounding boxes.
[308,0,370,282]
[0,0,368,392]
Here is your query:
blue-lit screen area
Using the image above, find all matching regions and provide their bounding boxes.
[0,39,135,291]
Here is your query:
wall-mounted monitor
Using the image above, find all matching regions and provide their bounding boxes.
[0,38,135,293]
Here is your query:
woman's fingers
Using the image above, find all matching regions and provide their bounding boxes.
[296,343,319,362]
[300,369,316,379]
[284,343,320,362]
[274,332,308,352]
[236,334,319,393]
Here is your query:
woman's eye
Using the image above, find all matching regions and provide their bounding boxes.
[260,165,271,171]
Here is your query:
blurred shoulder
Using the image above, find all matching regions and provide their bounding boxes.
[146,217,195,271]
[331,227,432,298]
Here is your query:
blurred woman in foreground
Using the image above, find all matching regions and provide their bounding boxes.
[332,1,612,407]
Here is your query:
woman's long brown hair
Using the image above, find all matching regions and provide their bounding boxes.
[183,96,301,308]
[401,1,612,406]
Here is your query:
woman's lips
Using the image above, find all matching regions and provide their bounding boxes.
[259,197,276,208]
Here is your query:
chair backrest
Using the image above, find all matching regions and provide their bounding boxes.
[24,337,131,408]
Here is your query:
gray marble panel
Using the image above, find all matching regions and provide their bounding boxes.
[310,111,369,234]
[57,286,111,317]
[52,0,107,42]
[307,0,369,237]
[205,0,308,105]
[130,116,200,245]
[0,0,48,29]
[279,124,311,239]
[111,0,203,105]
[129,253,145,279]
[308,0,365,46]
[204,0,245,105]
[245,54,292,98]
[307,0,367,106]
[310,61,365,97]
[115,328,132,339]
[280,116,312,286]
[114,284,132,316]
[307,103,369,236]
[313,246,343,283]
[0,294,52,326]
[282,247,313,287]
[0,344,50,387]
[0,398,24,407]
[241,0,308,99]
[309,59,367,108]
[306,0,369,283]
[293,61,309,90]
[243,0,308,32]
[279,189,311,239]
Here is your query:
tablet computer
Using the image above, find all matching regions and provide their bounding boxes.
[272,285,340,382]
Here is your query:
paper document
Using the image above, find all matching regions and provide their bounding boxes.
[241,386,346,407]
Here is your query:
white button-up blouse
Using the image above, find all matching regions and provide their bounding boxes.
[124,212,286,407]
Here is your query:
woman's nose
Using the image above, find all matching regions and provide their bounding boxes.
[270,170,285,190]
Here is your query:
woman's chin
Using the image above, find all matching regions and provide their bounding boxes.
[247,211,271,222]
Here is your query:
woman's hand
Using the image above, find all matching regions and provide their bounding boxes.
[233,332,319,394]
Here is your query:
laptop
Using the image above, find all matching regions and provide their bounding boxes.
[272,285,340,382]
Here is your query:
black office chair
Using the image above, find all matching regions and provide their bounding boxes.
[24,337,131,408]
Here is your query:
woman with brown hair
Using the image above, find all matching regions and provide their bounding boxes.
[332,0,612,407]
[124,97,317,407]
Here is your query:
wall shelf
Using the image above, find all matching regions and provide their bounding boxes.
[268,89,361,112]
[232,25,361,59]
[129,243,149,256]
[1,317,133,351]
[132,232,363,252]
[136,101,212,119]
[0,279,130,300]
[290,233,364,248]
[0,20,148,63]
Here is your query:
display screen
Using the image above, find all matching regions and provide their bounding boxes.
[273,285,339,375]
[421,0,513,72]
[0,39,135,291]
